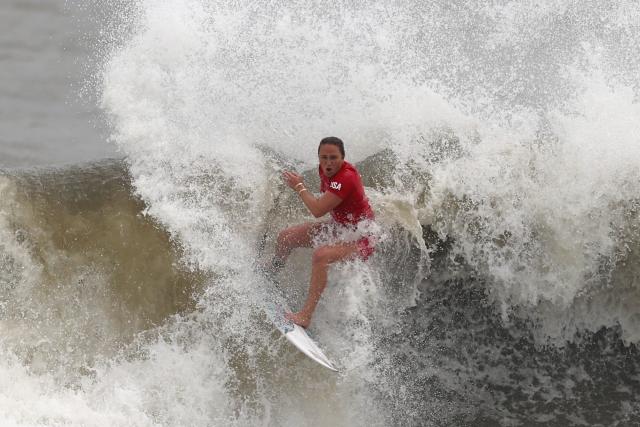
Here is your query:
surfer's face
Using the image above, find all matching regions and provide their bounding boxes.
[318,144,344,178]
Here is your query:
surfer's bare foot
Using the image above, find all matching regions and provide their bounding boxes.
[285,311,311,329]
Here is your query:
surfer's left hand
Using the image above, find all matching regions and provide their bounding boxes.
[282,171,304,190]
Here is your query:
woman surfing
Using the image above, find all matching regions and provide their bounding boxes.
[269,137,375,328]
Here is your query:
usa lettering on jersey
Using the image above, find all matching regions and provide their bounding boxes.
[330,181,342,191]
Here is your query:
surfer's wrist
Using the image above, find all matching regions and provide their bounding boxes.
[294,182,304,190]
[297,188,308,195]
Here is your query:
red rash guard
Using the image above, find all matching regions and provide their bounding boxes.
[319,161,375,226]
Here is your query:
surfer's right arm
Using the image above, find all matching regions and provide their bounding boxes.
[282,171,342,218]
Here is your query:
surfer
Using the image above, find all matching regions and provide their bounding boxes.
[269,137,375,328]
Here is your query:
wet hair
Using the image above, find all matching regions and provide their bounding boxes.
[318,136,345,158]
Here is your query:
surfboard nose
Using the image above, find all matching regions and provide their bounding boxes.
[284,325,339,372]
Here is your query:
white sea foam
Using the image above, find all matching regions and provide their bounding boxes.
[423,67,640,337]
[98,0,640,422]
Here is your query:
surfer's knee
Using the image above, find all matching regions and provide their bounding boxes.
[277,228,295,249]
[312,247,331,266]
[276,229,288,245]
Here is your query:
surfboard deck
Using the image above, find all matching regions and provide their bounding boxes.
[266,302,338,372]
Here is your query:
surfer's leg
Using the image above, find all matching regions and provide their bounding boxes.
[265,222,323,277]
[274,222,323,264]
[263,222,324,281]
[287,242,359,328]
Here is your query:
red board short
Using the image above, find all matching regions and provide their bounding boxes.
[356,236,375,260]
[311,220,376,261]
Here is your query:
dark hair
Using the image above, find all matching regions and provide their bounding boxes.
[318,136,345,158]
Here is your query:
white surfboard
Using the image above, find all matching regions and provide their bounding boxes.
[267,303,338,372]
